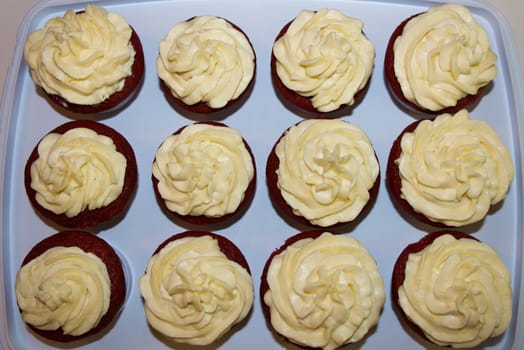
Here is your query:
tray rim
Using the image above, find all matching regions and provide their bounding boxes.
[1,0,523,349]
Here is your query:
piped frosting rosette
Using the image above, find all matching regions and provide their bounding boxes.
[393,109,514,227]
[261,231,385,350]
[393,231,512,348]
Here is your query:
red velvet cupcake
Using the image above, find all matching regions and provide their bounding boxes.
[271,8,374,116]
[157,15,256,116]
[384,4,497,115]
[24,120,138,229]
[392,230,512,348]
[261,230,385,349]
[15,231,126,343]
[386,110,514,228]
[152,122,256,228]
[23,5,145,115]
[266,119,379,229]
[139,231,253,346]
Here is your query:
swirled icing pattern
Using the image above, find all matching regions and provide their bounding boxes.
[15,246,111,336]
[393,4,497,111]
[23,5,136,105]
[139,235,254,345]
[152,123,254,217]
[30,127,127,217]
[157,16,255,108]
[273,8,375,112]
[396,110,514,226]
[275,119,379,227]
[263,232,385,349]
[398,234,512,348]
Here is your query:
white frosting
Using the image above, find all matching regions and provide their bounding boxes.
[139,235,254,345]
[23,5,136,105]
[152,123,254,217]
[157,15,255,108]
[30,127,128,218]
[393,4,497,111]
[398,234,512,348]
[263,232,385,349]
[273,8,375,112]
[15,246,111,336]
[396,110,514,226]
[275,119,379,227]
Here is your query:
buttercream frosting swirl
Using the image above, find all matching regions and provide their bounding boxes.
[23,5,136,105]
[396,109,514,226]
[398,234,512,348]
[273,8,375,112]
[30,127,127,218]
[152,123,254,217]
[275,119,379,227]
[15,246,111,336]
[263,232,385,350]
[139,235,254,345]
[157,15,255,108]
[393,4,497,111]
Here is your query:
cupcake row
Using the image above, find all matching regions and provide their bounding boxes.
[14,228,512,348]
[23,3,497,117]
[24,109,514,231]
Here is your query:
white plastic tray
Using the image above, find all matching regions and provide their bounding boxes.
[1,0,523,349]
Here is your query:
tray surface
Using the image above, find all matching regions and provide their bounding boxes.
[1,0,523,349]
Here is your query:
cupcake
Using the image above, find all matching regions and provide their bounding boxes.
[157,15,256,115]
[15,231,126,342]
[384,3,497,114]
[139,231,253,346]
[271,8,375,115]
[152,121,256,227]
[261,231,385,349]
[392,230,512,348]
[24,120,138,229]
[386,109,514,227]
[266,118,379,228]
[23,4,145,114]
